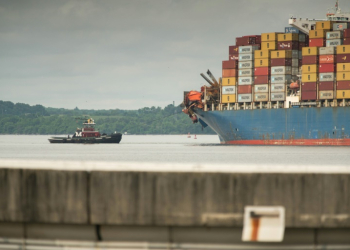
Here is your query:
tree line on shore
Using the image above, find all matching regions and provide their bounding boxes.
[0,100,214,135]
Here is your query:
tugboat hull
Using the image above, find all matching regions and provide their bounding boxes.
[48,133,122,144]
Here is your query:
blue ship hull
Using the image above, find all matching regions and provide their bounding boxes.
[195,107,350,145]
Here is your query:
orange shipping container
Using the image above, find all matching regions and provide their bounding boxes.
[261,32,282,42]
[277,33,299,42]
[222,69,237,77]
[319,55,335,64]
[336,90,350,99]
[302,47,319,56]
[309,29,329,39]
[316,21,334,30]
[254,50,270,59]
[254,58,270,67]
[261,42,277,50]
[222,77,236,86]
[302,73,318,82]
[337,63,350,72]
[221,94,236,103]
[337,45,350,54]
[337,72,350,81]
[302,65,318,74]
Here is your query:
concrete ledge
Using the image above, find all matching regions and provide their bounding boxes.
[90,171,350,228]
[0,162,350,228]
[0,169,88,224]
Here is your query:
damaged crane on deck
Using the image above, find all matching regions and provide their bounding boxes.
[182,70,220,123]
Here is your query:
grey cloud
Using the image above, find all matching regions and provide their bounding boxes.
[0,0,343,109]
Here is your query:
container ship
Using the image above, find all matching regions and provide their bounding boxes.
[183,1,350,145]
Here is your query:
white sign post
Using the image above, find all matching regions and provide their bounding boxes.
[242,206,285,242]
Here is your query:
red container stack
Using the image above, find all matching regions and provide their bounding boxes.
[318,47,336,100]
[229,45,239,61]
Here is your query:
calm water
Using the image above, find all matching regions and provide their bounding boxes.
[0,134,350,166]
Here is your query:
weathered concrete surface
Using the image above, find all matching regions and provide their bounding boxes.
[0,169,88,223]
[1,168,350,228]
[90,172,350,228]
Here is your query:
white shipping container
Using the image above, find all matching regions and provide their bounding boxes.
[326,31,343,40]
[238,69,253,77]
[326,39,343,47]
[319,73,335,82]
[319,90,334,100]
[254,93,269,102]
[333,23,349,31]
[299,51,302,59]
[222,86,236,95]
[271,75,292,84]
[291,50,299,59]
[239,54,254,61]
[292,58,299,67]
[319,46,336,55]
[238,77,254,85]
[270,92,286,101]
[238,94,252,103]
[271,66,292,75]
[299,33,306,42]
[292,67,299,76]
[254,84,269,93]
[271,83,286,92]
[239,45,260,54]
[239,61,254,69]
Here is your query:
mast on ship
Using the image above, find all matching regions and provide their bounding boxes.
[288,0,350,34]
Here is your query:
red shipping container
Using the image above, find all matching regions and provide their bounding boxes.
[244,35,261,44]
[222,69,237,77]
[299,42,307,50]
[302,55,319,65]
[245,36,262,44]
[337,54,350,63]
[229,46,239,55]
[337,81,350,90]
[270,58,292,67]
[301,91,317,100]
[319,64,336,73]
[222,60,237,69]
[301,82,316,91]
[344,29,350,38]
[319,55,336,64]
[238,85,252,94]
[254,75,270,84]
[309,38,326,47]
[277,41,299,50]
[254,67,271,76]
[236,37,255,46]
[319,81,334,90]
[229,54,239,61]
[343,38,350,45]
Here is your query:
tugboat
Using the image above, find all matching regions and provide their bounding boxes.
[48,117,122,144]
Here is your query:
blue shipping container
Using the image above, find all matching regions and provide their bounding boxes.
[285,27,300,33]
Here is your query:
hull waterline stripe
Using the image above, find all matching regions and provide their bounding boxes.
[223,138,350,146]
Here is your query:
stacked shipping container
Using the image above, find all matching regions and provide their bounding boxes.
[301,47,318,100]
[238,44,259,103]
[318,46,335,100]
[222,59,237,104]
[254,49,270,102]
[336,45,350,99]
[220,21,350,107]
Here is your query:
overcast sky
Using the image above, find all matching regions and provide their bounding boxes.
[0,0,344,110]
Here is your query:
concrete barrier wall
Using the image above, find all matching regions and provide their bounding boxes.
[1,168,350,228]
[0,169,88,224]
